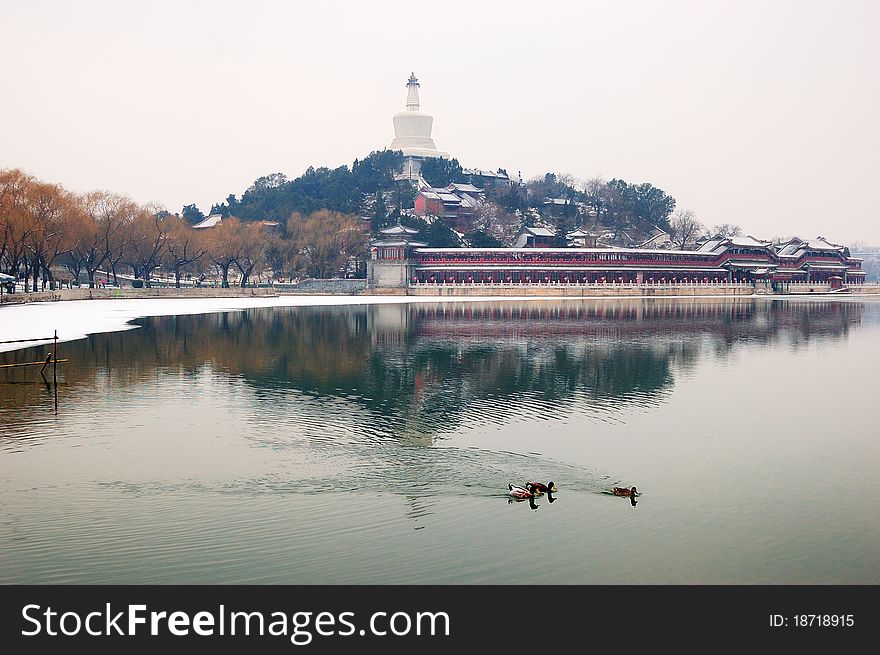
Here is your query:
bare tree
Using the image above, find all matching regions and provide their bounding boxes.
[555,172,581,191]
[78,192,136,287]
[41,190,84,288]
[711,223,742,238]
[582,177,606,226]
[265,234,296,281]
[164,215,204,287]
[0,169,35,282]
[235,222,268,287]
[470,198,523,246]
[205,217,244,287]
[24,180,68,291]
[60,197,98,284]
[669,209,705,249]
[125,207,170,285]
[286,210,368,279]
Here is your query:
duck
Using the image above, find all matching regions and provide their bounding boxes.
[526,481,558,495]
[612,486,638,497]
[508,484,534,499]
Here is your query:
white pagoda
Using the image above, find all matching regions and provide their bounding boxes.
[390,73,449,178]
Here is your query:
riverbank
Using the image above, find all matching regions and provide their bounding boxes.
[0,286,280,304]
[4,282,879,305]
[2,292,878,355]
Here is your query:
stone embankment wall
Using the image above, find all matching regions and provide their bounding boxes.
[275,279,367,294]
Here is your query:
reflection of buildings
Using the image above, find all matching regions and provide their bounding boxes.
[1,299,868,443]
[362,299,865,434]
[367,299,863,346]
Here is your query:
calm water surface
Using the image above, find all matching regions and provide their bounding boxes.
[1,297,878,583]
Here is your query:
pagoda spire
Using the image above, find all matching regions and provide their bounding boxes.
[405,72,420,111]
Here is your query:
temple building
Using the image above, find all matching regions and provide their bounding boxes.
[367,224,427,289]
[390,73,449,179]
[414,182,483,231]
[566,228,599,248]
[514,226,556,248]
[462,168,516,190]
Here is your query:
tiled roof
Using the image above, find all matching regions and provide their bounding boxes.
[522,226,556,237]
[192,214,223,229]
[448,183,483,193]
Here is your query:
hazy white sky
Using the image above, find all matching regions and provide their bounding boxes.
[2,0,878,243]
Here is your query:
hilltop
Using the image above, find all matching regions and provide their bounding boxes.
[184,149,717,249]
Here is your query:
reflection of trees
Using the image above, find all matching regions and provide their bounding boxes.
[379,342,677,439]
[0,299,866,440]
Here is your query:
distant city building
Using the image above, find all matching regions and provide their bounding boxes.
[390,73,449,179]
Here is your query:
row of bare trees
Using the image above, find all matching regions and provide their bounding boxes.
[1,169,369,290]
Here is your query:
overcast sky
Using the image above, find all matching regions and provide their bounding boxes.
[2,0,878,244]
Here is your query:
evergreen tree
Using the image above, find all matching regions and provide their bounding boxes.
[181,203,205,225]
[420,157,464,188]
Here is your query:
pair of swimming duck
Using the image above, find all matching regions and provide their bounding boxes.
[508,481,557,499]
[508,482,639,500]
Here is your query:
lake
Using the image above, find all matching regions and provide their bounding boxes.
[1,297,878,583]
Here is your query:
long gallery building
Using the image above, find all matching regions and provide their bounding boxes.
[368,226,866,290]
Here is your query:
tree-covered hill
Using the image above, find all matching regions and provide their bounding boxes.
[205,149,406,222]
[186,149,696,248]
